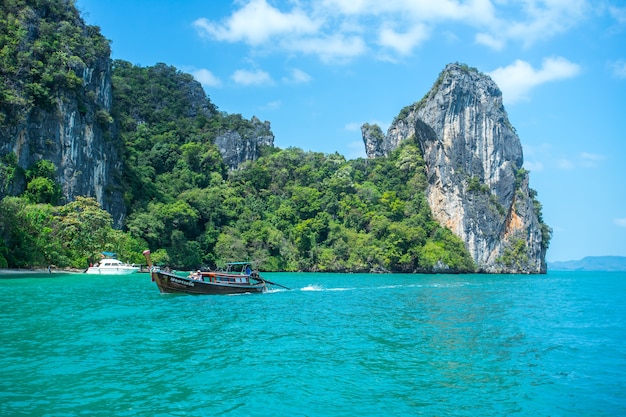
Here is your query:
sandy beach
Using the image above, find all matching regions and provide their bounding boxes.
[0,267,84,275]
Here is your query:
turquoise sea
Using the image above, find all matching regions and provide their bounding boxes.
[1,270,624,416]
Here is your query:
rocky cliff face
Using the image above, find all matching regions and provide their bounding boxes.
[7,60,125,226]
[216,116,275,170]
[110,60,275,173]
[0,1,126,226]
[1,1,273,228]
[363,63,548,273]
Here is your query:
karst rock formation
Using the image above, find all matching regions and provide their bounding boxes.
[363,63,549,273]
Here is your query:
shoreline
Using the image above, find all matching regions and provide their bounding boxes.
[0,267,85,274]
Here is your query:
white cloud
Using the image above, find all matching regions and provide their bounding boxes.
[261,100,282,110]
[193,0,319,45]
[488,57,581,104]
[556,158,575,170]
[191,68,221,87]
[282,68,312,84]
[579,152,606,167]
[378,24,429,55]
[498,0,588,48]
[320,0,368,15]
[610,59,626,79]
[609,6,626,25]
[523,161,544,172]
[475,33,504,50]
[615,218,626,227]
[524,145,606,172]
[320,0,496,23]
[442,30,460,44]
[285,34,367,63]
[231,69,274,86]
[195,1,589,63]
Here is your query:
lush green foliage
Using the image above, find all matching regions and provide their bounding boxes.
[0,152,21,196]
[517,168,552,250]
[0,195,146,268]
[24,159,61,204]
[110,60,267,212]
[122,138,475,272]
[0,141,476,272]
[0,54,476,271]
[0,0,110,124]
[0,2,477,272]
[496,234,531,271]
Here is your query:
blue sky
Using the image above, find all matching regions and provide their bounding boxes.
[76,0,626,262]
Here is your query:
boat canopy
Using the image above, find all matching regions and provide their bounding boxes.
[221,261,255,274]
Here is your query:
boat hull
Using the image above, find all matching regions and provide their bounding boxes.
[151,270,266,295]
[85,266,140,275]
[85,258,140,275]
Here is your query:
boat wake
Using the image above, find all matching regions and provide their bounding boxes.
[295,281,472,293]
[301,284,324,291]
[301,284,356,292]
[265,287,288,293]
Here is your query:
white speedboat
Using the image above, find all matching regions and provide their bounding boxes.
[85,258,140,275]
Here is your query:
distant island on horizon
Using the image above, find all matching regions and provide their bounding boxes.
[549,256,626,271]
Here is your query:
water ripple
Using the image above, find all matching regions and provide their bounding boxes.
[1,272,625,416]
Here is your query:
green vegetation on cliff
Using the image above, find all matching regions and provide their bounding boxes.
[0,140,475,272]
[110,60,226,211]
[106,61,467,273]
[0,195,145,269]
[122,142,474,272]
[0,0,110,124]
[109,60,473,272]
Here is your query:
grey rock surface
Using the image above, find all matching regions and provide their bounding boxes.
[363,63,548,273]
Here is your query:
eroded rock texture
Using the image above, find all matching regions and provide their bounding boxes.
[363,63,548,273]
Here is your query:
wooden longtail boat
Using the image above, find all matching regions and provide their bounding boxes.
[142,250,289,295]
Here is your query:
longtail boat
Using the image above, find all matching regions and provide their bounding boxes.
[142,250,289,295]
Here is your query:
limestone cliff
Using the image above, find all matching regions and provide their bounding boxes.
[216,116,275,170]
[111,60,275,172]
[360,123,386,158]
[0,1,273,229]
[0,0,126,226]
[363,63,549,273]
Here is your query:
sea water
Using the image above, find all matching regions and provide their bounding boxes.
[0,271,624,416]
